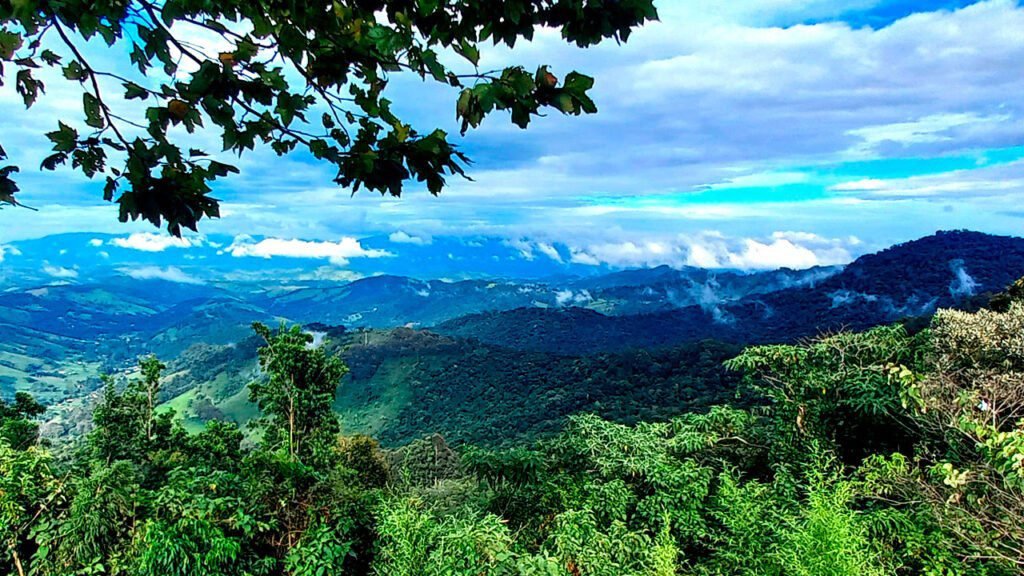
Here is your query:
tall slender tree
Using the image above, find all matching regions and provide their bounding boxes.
[250,322,348,464]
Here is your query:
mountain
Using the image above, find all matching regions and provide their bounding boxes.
[570,263,838,292]
[568,265,841,315]
[142,327,744,447]
[818,230,1024,302]
[145,297,278,359]
[436,231,1024,354]
[263,265,845,327]
[264,276,553,327]
[7,230,1024,440]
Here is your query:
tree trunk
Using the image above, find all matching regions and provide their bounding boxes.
[147,386,154,441]
[289,391,296,461]
[12,548,24,576]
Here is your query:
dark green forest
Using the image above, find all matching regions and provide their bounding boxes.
[3,278,1023,575]
[161,326,744,447]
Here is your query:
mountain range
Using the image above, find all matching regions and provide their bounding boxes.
[3,229,1023,444]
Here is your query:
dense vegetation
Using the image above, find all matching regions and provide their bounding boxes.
[3,278,1023,575]
[161,326,743,446]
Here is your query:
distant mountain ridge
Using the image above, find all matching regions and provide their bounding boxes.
[435,231,1024,354]
[3,230,1022,414]
[108,230,1024,445]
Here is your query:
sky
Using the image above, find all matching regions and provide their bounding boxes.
[1,0,1023,273]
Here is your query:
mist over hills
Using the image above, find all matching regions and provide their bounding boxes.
[439,230,1024,353]
[2,229,1023,443]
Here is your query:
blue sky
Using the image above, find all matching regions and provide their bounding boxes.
[1,0,1023,272]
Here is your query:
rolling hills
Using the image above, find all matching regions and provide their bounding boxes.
[436,231,1024,353]
[146,327,745,447]
[4,230,1024,445]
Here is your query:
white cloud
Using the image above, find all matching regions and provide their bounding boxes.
[88,238,104,247]
[566,231,855,270]
[535,242,563,263]
[504,238,536,260]
[727,238,821,269]
[555,289,593,306]
[847,113,1010,155]
[948,260,978,298]
[388,231,432,245]
[295,267,363,282]
[226,236,391,266]
[712,171,811,189]
[121,266,204,284]
[569,250,601,266]
[110,232,200,252]
[829,159,1024,200]
[0,245,21,262]
[42,263,78,279]
[570,240,684,269]
[686,243,720,268]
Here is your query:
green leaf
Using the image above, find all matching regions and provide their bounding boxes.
[554,93,576,114]
[0,30,22,60]
[123,82,149,100]
[40,49,61,66]
[421,50,447,83]
[206,160,238,178]
[417,0,441,14]
[45,122,78,155]
[40,152,68,170]
[63,61,87,81]
[563,71,595,93]
[457,40,480,66]
[83,92,105,128]
[15,69,43,107]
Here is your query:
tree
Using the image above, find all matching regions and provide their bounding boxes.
[139,355,165,441]
[0,439,59,576]
[249,322,348,464]
[0,392,45,450]
[0,0,658,234]
[89,357,173,465]
[897,301,1024,567]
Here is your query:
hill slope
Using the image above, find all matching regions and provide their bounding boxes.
[152,327,744,446]
[436,231,1024,354]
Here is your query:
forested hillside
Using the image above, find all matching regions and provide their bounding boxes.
[150,327,743,446]
[4,277,1023,575]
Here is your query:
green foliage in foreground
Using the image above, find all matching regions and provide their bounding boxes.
[4,286,1024,575]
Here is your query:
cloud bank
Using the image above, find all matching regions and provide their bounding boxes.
[225,236,392,266]
[110,233,201,252]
